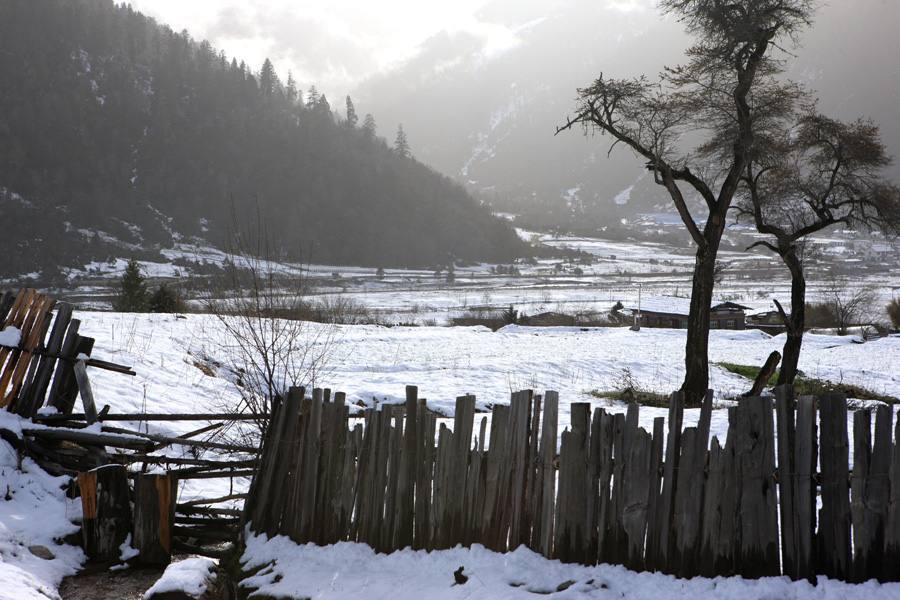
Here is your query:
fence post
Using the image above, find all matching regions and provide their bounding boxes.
[819,394,851,580]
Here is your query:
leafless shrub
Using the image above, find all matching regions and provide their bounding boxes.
[818,277,877,335]
[202,224,339,447]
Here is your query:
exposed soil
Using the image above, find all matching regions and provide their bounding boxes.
[59,558,237,600]
[59,564,165,600]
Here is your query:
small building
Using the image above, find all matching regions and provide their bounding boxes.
[746,309,788,334]
[623,296,749,330]
[745,301,794,334]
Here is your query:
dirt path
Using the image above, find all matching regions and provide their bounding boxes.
[58,565,164,600]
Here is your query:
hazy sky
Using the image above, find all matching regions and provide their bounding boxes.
[128,0,652,100]
[129,0,522,99]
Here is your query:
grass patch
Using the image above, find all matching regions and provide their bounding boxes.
[589,367,671,407]
[717,362,781,387]
[717,362,898,404]
[589,388,670,408]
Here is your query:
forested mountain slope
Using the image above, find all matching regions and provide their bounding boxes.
[0,0,525,279]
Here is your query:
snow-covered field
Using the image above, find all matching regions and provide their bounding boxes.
[79,312,899,432]
[2,311,900,599]
[52,231,900,325]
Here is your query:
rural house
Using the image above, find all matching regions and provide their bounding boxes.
[623,296,750,330]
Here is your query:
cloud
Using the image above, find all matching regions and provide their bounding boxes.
[129,0,516,99]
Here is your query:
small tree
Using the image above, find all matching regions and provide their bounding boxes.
[204,218,338,446]
[500,304,519,326]
[345,95,358,128]
[394,124,410,158]
[887,298,900,330]
[113,258,147,312]
[148,283,183,313]
[821,277,876,336]
[362,113,377,140]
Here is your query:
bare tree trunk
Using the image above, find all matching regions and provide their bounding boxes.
[681,242,718,406]
[777,247,806,386]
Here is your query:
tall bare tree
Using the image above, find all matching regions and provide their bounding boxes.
[558,0,815,404]
[738,109,900,384]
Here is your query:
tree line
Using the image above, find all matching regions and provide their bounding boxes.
[0,0,524,276]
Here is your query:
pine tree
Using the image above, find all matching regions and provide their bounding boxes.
[306,85,319,108]
[148,283,183,313]
[362,113,376,139]
[345,95,358,127]
[114,258,147,312]
[259,58,280,97]
[317,94,331,116]
[394,124,410,158]
[286,71,298,105]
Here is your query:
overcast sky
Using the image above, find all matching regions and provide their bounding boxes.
[128,0,652,100]
[128,0,523,99]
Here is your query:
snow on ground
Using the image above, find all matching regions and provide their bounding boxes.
[142,557,216,599]
[241,533,900,600]
[0,414,84,600]
[79,311,900,418]
[3,311,899,598]
[76,311,900,472]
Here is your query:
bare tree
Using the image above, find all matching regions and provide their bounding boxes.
[202,222,339,446]
[737,105,900,383]
[558,0,815,404]
[819,277,877,336]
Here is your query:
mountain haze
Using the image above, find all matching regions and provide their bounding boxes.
[0,0,525,279]
[356,0,900,233]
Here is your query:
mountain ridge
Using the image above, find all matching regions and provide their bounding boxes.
[0,0,526,280]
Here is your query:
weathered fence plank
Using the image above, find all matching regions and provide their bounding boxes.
[133,473,177,566]
[77,465,131,562]
[819,394,852,580]
[538,391,558,558]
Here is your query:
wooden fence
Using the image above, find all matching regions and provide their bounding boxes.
[0,288,135,418]
[0,289,254,563]
[244,386,900,583]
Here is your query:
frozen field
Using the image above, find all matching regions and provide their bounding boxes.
[2,311,900,599]
[51,231,900,325]
[77,312,900,448]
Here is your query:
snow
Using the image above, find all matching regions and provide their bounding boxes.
[613,184,634,205]
[241,533,900,600]
[119,534,139,562]
[143,557,216,599]
[0,415,84,600]
[0,326,21,348]
[75,312,900,454]
[2,310,897,599]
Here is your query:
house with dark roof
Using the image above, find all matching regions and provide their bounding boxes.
[623,296,750,330]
